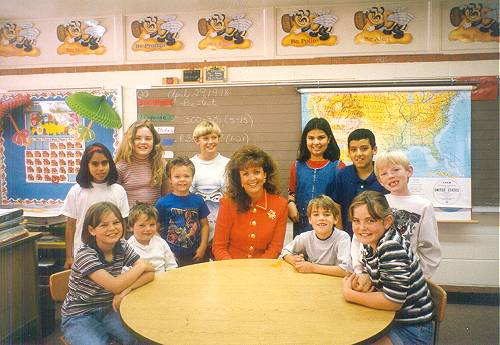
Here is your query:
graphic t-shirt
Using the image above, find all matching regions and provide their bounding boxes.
[156,193,210,256]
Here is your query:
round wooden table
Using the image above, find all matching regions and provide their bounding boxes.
[121,259,394,345]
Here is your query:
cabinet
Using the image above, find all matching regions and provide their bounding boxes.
[0,232,41,343]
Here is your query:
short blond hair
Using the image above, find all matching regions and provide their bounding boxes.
[192,121,222,140]
[306,195,340,219]
[374,150,411,180]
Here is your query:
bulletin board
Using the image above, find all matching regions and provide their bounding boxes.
[0,88,122,207]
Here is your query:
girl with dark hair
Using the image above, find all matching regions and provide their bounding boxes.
[61,201,154,345]
[62,143,129,269]
[212,145,287,260]
[288,117,344,238]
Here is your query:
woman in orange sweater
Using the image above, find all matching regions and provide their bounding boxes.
[212,145,288,260]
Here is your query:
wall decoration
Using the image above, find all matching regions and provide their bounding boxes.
[56,19,106,55]
[449,3,499,42]
[0,88,121,207]
[300,88,472,220]
[204,66,227,83]
[183,68,203,83]
[198,13,253,50]
[280,9,338,47]
[354,6,414,44]
[65,92,122,141]
[0,22,41,57]
[130,15,184,51]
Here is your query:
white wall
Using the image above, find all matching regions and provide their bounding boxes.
[0,59,498,287]
[1,59,497,129]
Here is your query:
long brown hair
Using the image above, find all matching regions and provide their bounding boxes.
[225,145,280,212]
[115,120,165,186]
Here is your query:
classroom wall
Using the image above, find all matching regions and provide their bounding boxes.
[0,0,498,288]
[0,59,498,288]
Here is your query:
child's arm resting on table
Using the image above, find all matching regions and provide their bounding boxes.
[342,273,402,311]
[89,258,155,295]
[112,268,155,311]
[283,252,347,276]
[295,261,348,277]
[193,217,209,261]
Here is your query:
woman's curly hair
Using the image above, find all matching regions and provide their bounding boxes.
[225,145,280,212]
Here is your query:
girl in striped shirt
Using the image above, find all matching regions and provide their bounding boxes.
[342,191,434,345]
[115,120,169,209]
[61,201,155,345]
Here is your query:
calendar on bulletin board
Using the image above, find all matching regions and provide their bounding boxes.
[0,88,122,208]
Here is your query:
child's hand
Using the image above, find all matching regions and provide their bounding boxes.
[193,244,207,262]
[112,288,130,312]
[342,273,355,299]
[352,273,374,292]
[138,259,155,272]
[288,202,299,223]
[287,254,304,265]
[294,260,314,273]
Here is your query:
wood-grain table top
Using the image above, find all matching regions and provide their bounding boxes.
[121,259,394,345]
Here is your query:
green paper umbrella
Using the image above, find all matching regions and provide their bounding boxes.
[65,92,122,140]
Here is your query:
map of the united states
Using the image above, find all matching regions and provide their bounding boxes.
[302,91,470,179]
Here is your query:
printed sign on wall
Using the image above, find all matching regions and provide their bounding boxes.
[56,19,107,55]
[280,9,338,47]
[0,22,41,57]
[448,2,499,42]
[198,13,253,50]
[130,15,184,51]
[353,6,415,44]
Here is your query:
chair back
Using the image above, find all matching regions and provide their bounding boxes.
[427,279,447,322]
[49,269,71,302]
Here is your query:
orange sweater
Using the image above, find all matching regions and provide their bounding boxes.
[212,192,288,260]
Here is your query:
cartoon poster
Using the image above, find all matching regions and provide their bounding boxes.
[354,6,415,44]
[130,15,184,51]
[198,13,253,50]
[448,2,499,42]
[56,19,106,55]
[280,9,338,47]
[0,89,121,207]
[0,22,41,57]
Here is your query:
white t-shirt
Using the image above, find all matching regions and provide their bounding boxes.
[61,182,129,256]
[280,229,352,272]
[190,153,230,241]
[127,235,178,273]
[352,193,441,279]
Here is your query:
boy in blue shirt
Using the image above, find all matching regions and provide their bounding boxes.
[330,128,387,238]
[156,156,209,266]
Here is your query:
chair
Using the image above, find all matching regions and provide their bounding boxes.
[48,270,121,345]
[49,269,71,345]
[427,280,447,345]
[49,269,71,302]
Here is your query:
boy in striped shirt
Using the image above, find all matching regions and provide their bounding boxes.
[342,191,434,345]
